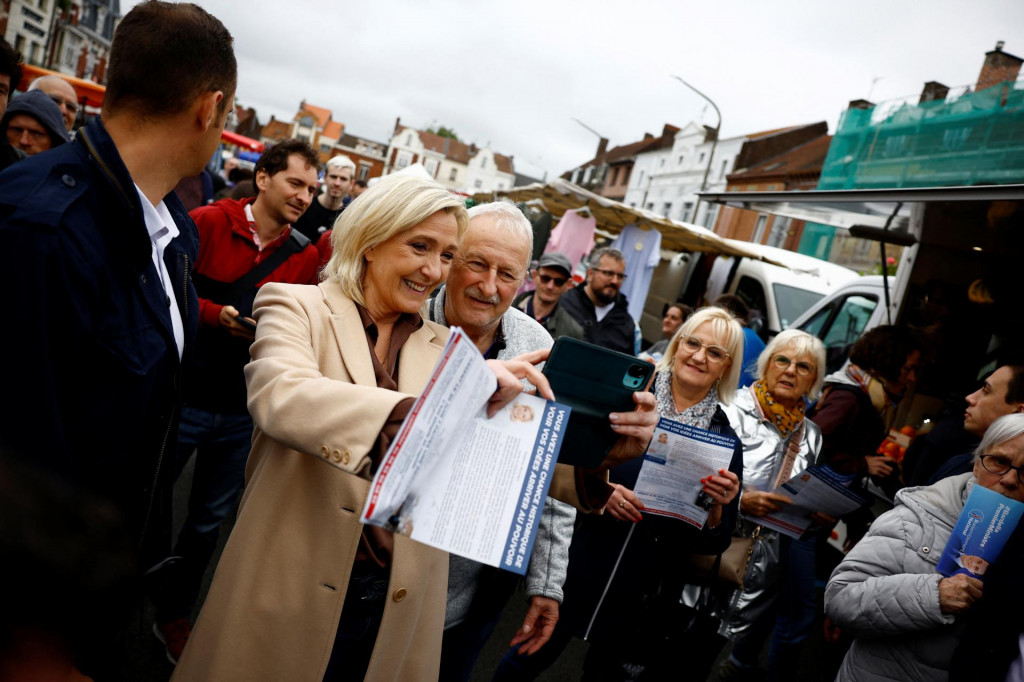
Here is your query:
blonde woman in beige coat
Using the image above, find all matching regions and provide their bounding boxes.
[174,174,657,681]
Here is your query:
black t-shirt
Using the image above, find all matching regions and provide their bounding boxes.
[292,197,343,244]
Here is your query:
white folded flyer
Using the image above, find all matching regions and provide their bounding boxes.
[633,417,738,529]
[751,466,866,539]
[361,327,570,575]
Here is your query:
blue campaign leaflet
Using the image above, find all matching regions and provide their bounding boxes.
[937,484,1024,580]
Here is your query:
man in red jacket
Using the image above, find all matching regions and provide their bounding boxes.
[150,138,321,664]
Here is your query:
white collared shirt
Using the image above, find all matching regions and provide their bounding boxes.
[135,184,185,359]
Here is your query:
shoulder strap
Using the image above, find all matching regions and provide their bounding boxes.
[220,229,310,301]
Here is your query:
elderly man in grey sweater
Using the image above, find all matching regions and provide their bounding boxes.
[428,201,576,682]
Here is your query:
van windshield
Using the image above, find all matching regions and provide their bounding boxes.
[774,284,825,329]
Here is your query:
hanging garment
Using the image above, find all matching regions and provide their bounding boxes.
[610,223,662,321]
[544,210,596,275]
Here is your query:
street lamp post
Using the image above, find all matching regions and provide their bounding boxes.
[672,75,721,227]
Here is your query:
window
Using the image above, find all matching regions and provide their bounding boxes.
[773,284,824,330]
[678,155,684,165]
[584,167,593,184]
[480,157,487,169]
[699,152,706,163]
[751,215,768,243]
[799,294,880,374]
[662,202,672,217]
[659,158,665,168]
[703,205,718,229]
[681,202,694,222]
[735,276,768,338]
[474,179,483,189]
[449,168,458,181]
[572,168,581,184]
[637,170,645,186]
[320,143,331,153]
[358,162,371,181]
[611,167,620,185]
[424,158,439,177]
[766,216,791,248]
[719,159,729,179]
[299,116,314,127]
[645,202,654,211]
[396,151,412,169]
[405,134,412,146]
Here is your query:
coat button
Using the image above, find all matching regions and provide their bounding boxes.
[342,450,351,465]
[392,588,407,602]
[140,273,148,284]
[61,174,77,188]
[320,445,329,458]
[921,546,930,554]
[331,449,342,463]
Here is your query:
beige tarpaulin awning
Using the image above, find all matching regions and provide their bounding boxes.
[471,178,784,264]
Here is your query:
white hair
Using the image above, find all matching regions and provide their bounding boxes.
[975,413,1024,460]
[466,201,534,271]
[756,329,827,400]
[325,155,356,173]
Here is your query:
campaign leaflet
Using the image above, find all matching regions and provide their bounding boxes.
[754,466,866,539]
[633,418,738,529]
[361,328,570,575]
[937,484,1024,580]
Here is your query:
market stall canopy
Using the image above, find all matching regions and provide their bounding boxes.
[18,64,106,108]
[699,184,1024,233]
[471,178,782,263]
[221,130,264,152]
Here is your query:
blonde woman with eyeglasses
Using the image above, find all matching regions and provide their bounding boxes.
[713,330,829,681]
[494,307,744,681]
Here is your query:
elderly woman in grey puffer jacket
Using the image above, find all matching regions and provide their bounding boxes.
[825,413,1024,682]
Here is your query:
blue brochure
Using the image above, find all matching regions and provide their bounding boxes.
[937,484,1024,580]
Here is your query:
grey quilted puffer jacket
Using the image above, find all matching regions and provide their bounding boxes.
[825,472,975,682]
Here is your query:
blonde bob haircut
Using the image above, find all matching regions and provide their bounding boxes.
[755,329,827,400]
[656,306,744,405]
[320,173,469,306]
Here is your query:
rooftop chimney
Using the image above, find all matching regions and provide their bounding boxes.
[596,137,609,159]
[976,41,1023,91]
[847,99,874,110]
[919,81,950,104]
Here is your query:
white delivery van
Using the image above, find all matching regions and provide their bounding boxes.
[640,242,857,345]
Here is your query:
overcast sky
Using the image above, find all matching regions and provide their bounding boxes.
[129,0,1023,179]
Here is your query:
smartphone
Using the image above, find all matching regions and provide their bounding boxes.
[542,337,654,468]
[235,316,256,332]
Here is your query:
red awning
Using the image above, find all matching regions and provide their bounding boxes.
[220,130,264,152]
[18,65,106,108]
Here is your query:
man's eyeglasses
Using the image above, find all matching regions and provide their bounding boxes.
[536,273,568,287]
[677,335,731,364]
[979,454,1024,483]
[48,94,79,114]
[772,355,816,377]
[592,268,627,281]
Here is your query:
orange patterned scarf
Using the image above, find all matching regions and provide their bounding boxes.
[753,380,805,438]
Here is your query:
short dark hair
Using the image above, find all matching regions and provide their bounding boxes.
[849,325,923,385]
[104,1,236,118]
[354,179,368,189]
[1003,365,1024,405]
[254,139,322,180]
[713,294,749,324]
[0,37,22,92]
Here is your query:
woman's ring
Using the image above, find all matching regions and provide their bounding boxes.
[619,500,626,508]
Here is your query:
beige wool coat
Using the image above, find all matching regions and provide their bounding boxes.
[173,281,586,681]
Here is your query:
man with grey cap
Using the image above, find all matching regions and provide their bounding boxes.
[514,252,584,341]
[1,89,68,161]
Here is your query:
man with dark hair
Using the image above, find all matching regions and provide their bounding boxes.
[352,177,368,197]
[292,153,355,243]
[714,293,766,388]
[149,137,321,664]
[905,364,1024,486]
[0,37,24,170]
[559,246,636,354]
[0,3,236,674]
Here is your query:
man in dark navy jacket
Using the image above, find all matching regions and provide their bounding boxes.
[0,1,236,576]
[559,246,636,355]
